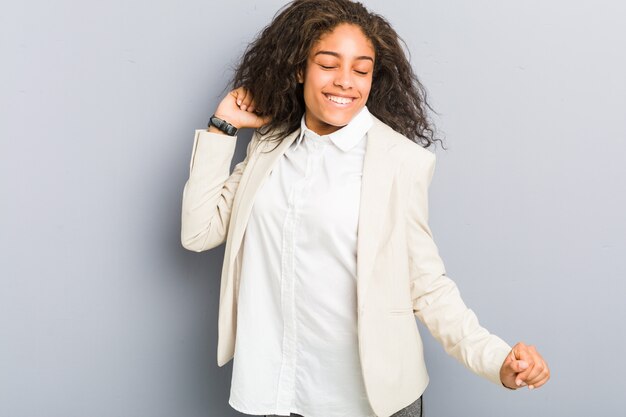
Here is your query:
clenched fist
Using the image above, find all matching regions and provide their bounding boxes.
[212,87,272,131]
[500,342,550,390]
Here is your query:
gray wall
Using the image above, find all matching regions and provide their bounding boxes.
[1,0,624,416]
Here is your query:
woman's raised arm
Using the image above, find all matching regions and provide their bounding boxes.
[180,88,270,252]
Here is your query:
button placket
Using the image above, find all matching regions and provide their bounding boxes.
[275,143,316,409]
[276,135,330,410]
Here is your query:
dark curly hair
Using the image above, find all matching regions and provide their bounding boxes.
[229,0,443,149]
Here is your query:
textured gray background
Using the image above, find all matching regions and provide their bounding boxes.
[1,0,624,416]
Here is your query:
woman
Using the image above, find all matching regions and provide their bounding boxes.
[181,1,550,416]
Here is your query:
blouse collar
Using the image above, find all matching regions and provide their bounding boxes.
[294,105,373,152]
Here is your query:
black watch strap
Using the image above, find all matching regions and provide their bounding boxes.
[208,115,238,136]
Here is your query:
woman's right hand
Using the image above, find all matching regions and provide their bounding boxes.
[213,87,271,131]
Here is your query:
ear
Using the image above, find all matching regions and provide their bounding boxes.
[297,69,304,84]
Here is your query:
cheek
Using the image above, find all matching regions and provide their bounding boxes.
[303,78,327,107]
[358,78,373,100]
[306,74,330,93]
[303,84,318,108]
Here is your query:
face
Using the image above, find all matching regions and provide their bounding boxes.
[299,23,375,136]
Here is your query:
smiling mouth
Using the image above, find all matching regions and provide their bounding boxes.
[324,94,356,105]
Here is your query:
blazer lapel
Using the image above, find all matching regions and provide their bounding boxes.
[356,116,399,308]
[228,116,398,310]
[227,128,300,264]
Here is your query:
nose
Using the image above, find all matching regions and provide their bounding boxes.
[333,67,353,89]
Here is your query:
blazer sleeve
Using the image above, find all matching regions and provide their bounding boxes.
[406,151,512,387]
[181,129,258,252]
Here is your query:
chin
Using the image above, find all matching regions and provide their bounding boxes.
[322,115,352,128]
[320,108,361,127]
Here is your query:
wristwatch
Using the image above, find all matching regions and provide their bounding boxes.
[207,115,238,136]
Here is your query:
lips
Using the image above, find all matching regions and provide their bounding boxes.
[324,93,356,105]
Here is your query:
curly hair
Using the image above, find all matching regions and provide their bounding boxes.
[229,0,443,149]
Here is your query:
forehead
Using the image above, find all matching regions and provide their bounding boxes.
[309,23,375,57]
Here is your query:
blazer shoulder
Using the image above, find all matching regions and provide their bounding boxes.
[370,115,435,166]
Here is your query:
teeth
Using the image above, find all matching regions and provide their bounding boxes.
[326,94,353,104]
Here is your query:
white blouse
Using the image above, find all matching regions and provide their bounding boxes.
[228,106,376,417]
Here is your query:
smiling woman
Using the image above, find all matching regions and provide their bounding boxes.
[225,0,441,150]
[180,1,550,416]
[299,24,375,135]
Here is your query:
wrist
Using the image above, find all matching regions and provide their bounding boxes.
[207,114,239,136]
[214,113,240,129]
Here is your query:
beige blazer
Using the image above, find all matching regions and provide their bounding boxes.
[181,115,512,417]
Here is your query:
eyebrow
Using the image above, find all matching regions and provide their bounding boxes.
[314,50,374,62]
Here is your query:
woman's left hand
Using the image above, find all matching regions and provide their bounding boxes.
[500,342,550,390]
